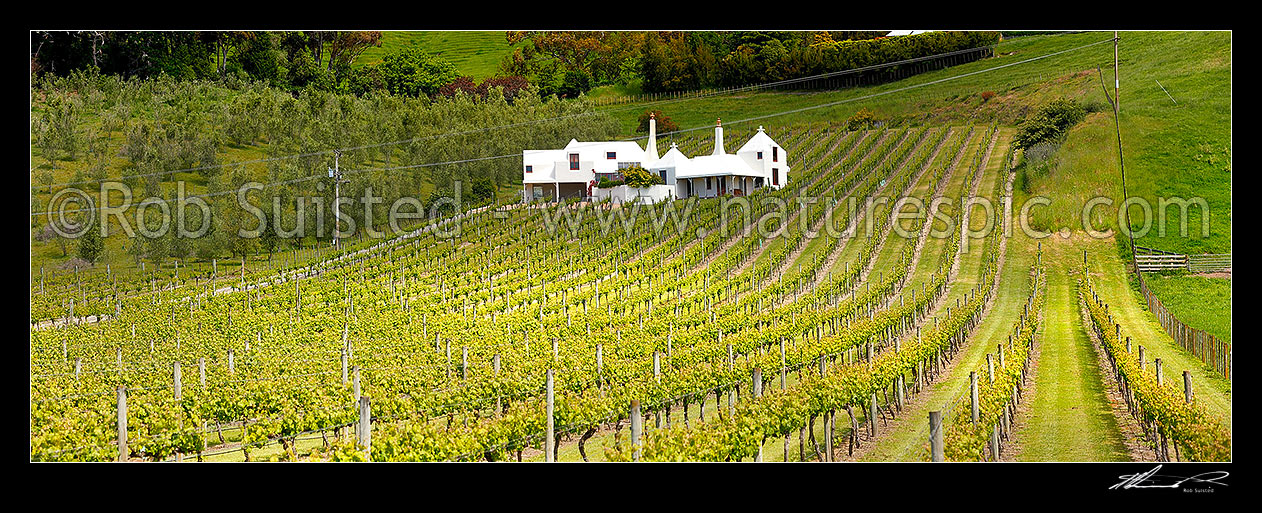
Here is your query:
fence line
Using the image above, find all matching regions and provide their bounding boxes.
[1135,273,1230,380]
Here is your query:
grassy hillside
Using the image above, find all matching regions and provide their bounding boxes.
[354,31,517,79]
[600,31,1230,255]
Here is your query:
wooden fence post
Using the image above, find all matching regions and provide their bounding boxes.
[357,395,371,455]
[929,411,943,462]
[117,387,127,462]
[173,362,182,400]
[971,371,979,423]
[545,369,555,462]
[353,365,361,403]
[631,399,642,461]
[753,367,763,462]
[1183,370,1192,403]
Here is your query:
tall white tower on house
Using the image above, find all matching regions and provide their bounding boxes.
[644,112,659,163]
[712,118,725,155]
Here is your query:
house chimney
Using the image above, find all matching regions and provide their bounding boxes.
[713,118,725,156]
[645,112,659,161]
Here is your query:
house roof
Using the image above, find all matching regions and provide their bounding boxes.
[885,30,932,37]
[737,126,778,154]
[563,140,647,156]
[678,154,764,179]
[649,144,690,170]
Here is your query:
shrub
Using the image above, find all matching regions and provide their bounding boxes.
[1014,99,1086,150]
[846,108,880,130]
[557,69,593,99]
[636,110,680,134]
[622,165,663,188]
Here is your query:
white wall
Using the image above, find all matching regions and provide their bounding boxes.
[593,184,674,205]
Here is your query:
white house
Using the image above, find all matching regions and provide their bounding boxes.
[523,115,789,203]
[666,119,789,199]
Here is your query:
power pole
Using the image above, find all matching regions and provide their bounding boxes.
[1111,31,1136,270]
[329,150,348,249]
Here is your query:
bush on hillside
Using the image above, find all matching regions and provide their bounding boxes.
[1014,99,1087,150]
[636,110,680,134]
[846,108,880,130]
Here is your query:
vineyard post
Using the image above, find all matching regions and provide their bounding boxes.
[597,344,603,384]
[174,362,181,400]
[341,350,348,385]
[353,366,361,403]
[74,358,81,381]
[990,424,1000,462]
[929,411,943,462]
[869,393,878,437]
[1139,346,1146,371]
[728,344,735,417]
[987,354,994,384]
[545,369,555,462]
[199,358,205,388]
[462,346,468,380]
[753,367,763,462]
[1155,358,1163,387]
[228,349,234,374]
[631,400,642,461]
[117,387,127,462]
[970,371,979,423]
[357,395,371,455]
[1183,370,1192,403]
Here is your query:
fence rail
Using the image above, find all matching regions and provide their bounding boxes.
[1136,254,1188,271]
[1134,248,1230,274]
[1188,254,1231,273]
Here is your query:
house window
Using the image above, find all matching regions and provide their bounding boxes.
[525,165,533,173]
[772,147,778,162]
[659,170,667,182]
[607,151,617,160]
[705,177,712,189]
[569,153,579,170]
[757,151,763,160]
[772,169,779,186]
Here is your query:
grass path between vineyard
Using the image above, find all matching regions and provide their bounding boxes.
[1008,237,1131,461]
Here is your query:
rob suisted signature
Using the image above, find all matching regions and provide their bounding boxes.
[1110,465,1229,490]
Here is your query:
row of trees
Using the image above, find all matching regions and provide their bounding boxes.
[500,31,1002,95]
[31,69,620,264]
[32,31,512,101]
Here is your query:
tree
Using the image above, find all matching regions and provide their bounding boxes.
[325,31,382,75]
[366,48,459,97]
[77,220,104,264]
[636,110,679,134]
[557,69,592,99]
[201,32,254,79]
[438,76,479,98]
[470,177,496,204]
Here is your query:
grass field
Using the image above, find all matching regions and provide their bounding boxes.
[1140,274,1232,345]
[354,31,518,79]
